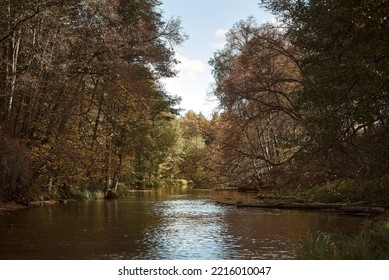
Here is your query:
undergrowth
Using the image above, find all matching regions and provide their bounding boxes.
[297,220,389,259]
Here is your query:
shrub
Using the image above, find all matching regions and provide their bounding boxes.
[308,179,364,203]
[0,130,30,202]
[116,183,130,199]
[58,183,104,200]
[360,178,389,204]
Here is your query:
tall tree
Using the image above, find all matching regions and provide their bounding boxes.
[261,0,389,180]
[210,18,302,188]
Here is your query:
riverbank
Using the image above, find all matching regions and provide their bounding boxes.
[213,186,389,259]
[0,202,27,211]
[297,220,389,259]
[213,179,389,216]
[215,199,387,216]
[0,199,77,211]
[0,179,194,211]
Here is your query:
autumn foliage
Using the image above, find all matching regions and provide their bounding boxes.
[209,1,389,190]
[0,0,185,201]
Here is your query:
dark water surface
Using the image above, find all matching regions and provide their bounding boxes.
[0,188,369,259]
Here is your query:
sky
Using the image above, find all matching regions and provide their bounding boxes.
[160,0,274,117]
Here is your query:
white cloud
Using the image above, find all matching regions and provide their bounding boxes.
[211,28,228,49]
[163,53,218,117]
[175,53,206,79]
[214,28,227,39]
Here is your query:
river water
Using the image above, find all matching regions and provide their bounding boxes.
[0,188,370,259]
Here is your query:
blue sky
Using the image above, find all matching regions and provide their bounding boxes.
[160,0,274,117]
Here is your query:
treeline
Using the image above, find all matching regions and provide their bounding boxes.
[0,0,186,201]
[1,0,388,202]
[205,0,389,192]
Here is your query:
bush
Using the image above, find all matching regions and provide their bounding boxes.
[360,178,389,204]
[307,178,389,204]
[0,130,30,202]
[58,183,104,200]
[308,179,364,203]
[116,183,130,199]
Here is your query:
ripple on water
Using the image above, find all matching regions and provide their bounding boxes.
[138,199,238,259]
[0,190,369,260]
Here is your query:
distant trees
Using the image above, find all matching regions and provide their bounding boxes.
[175,110,220,187]
[0,0,185,201]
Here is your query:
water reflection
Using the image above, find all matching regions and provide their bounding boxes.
[0,189,369,259]
[141,199,233,259]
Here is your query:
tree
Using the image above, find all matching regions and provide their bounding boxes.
[261,0,389,180]
[209,18,303,188]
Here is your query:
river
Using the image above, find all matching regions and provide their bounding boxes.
[0,188,370,259]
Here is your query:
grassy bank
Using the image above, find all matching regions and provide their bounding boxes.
[18,178,193,202]
[305,179,389,205]
[297,220,389,259]
[251,178,389,207]
[284,179,389,259]
[235,179,389,259]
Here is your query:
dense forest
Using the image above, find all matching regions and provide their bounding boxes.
[1,0,389,203]
[0,0,188,201]
[209,0,389,195]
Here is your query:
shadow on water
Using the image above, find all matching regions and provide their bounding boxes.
[0,188,370,259]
